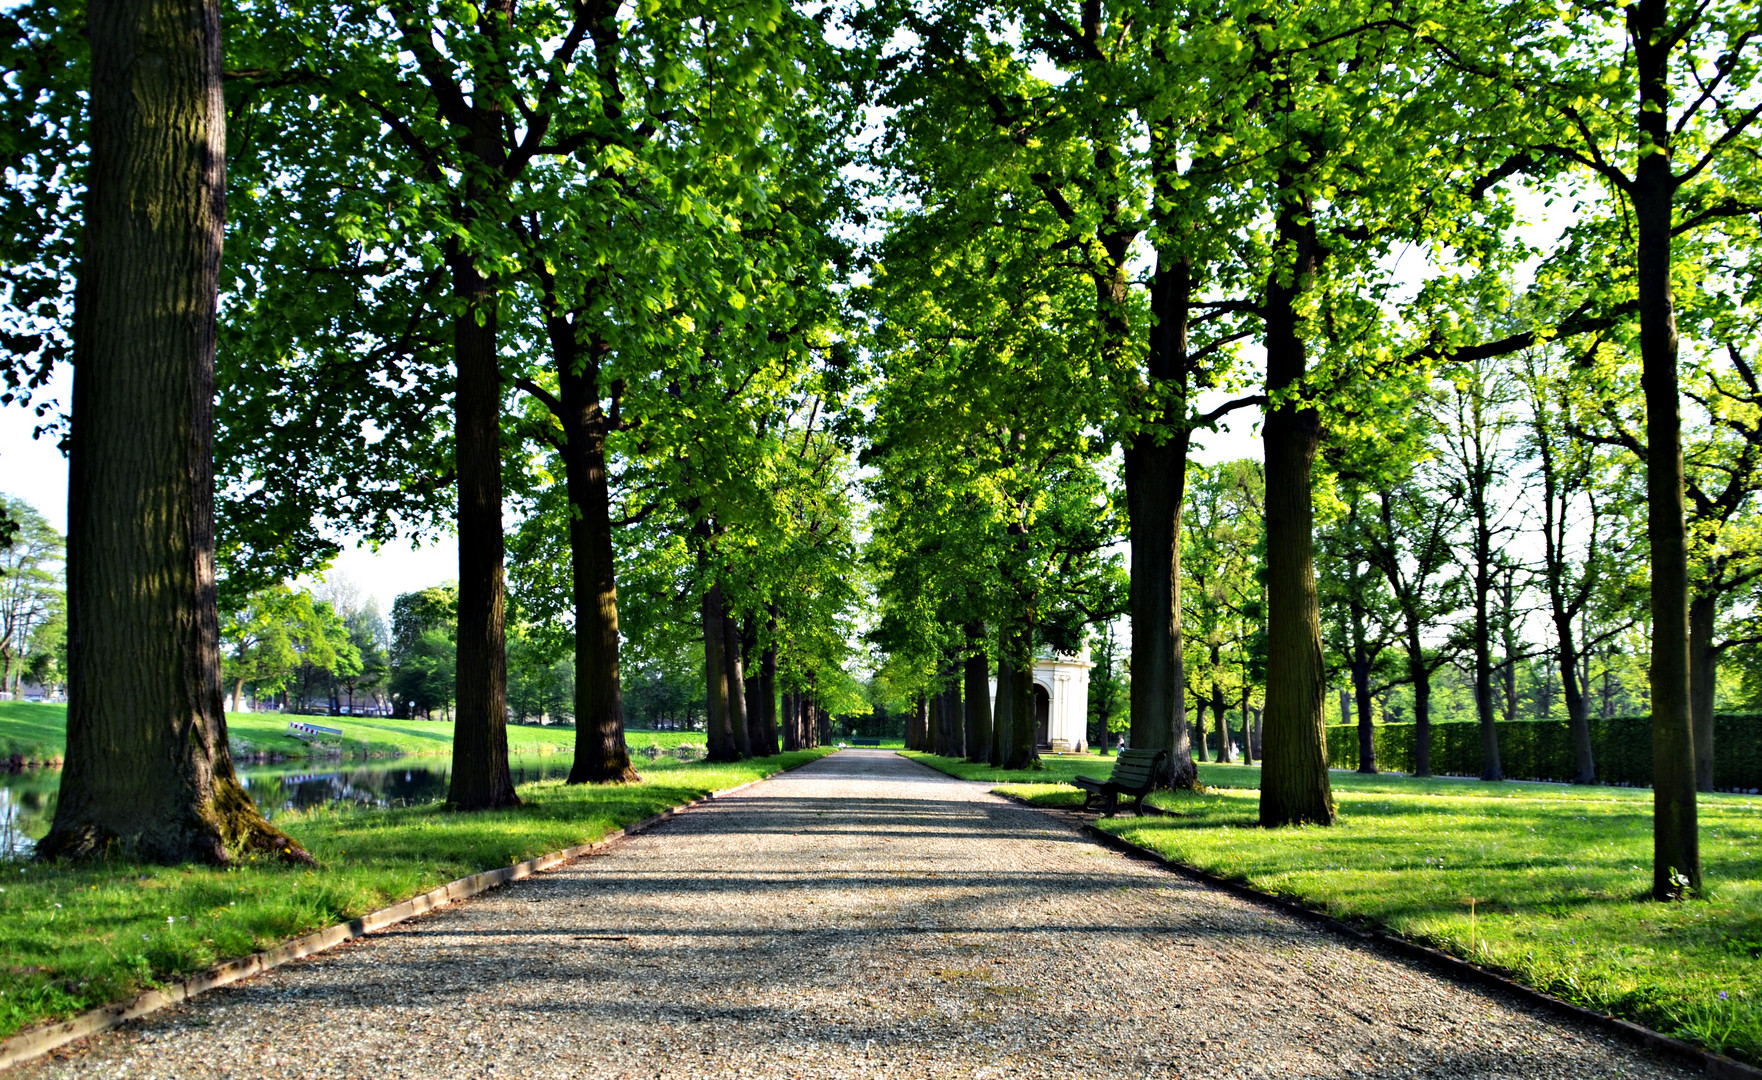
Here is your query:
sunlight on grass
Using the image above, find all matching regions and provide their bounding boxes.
[0,748,834,1042]
[1,702,706,763]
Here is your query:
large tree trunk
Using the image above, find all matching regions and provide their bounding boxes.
[722,606,751,759]
[557,334,635,784]
[1258,187,1334,828]
[1192,687,1209,762]
[1633,0,1699,897]
[1124,253,1200,790]
[1211,677,1232,764]
[701,581,735,762]
[740,618,765,755]
[964,625,991,763]
[1239,682,1253,767]
[942,667,964,758]
[447,255,518,811]
[1352,651,1376,775]
[991,646,1013,768]
[40,0,307,863]
[781,689,800,752]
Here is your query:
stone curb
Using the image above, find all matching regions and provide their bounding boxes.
[975,782,1757,1080]
[0,750,833,1074]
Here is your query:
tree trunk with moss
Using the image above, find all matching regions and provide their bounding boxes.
[41,0,308,863]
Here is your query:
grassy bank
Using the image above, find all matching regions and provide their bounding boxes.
[904,751,1762,1065]
[1,702,708,763]
[0,747,835,1042]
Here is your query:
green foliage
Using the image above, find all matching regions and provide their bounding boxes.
[220,584,361,710]
[1325,716,1762,791]
[0,496,61,695]
[506,631,573,726]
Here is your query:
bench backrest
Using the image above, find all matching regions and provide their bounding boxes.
[1108,748,1168,788]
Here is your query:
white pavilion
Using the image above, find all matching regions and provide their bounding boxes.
[988,649,1093,753]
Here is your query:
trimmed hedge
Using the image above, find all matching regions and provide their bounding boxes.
[1325,714,1762,791]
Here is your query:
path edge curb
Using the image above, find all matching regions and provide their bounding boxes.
[977,784,1756,1080]
[0,749,833,1073]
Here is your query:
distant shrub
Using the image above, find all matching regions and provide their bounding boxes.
[1325,714,1762,790]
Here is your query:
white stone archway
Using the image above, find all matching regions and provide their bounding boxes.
[988,649,1093,753]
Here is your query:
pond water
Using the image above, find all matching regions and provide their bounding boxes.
[0,749,692,858]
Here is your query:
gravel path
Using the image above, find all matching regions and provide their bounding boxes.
[18,750,1692,1079]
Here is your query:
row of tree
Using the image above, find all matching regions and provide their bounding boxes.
[853,0,1762,905]
[4,0,871,862]
[2,0,1757,908]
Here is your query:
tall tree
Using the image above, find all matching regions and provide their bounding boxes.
[0,498,62,696]
[1459,0,1762,898]
[1439,358,1522,781]
[38,0,306,862]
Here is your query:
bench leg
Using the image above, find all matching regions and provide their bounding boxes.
[1103,790,1119,818]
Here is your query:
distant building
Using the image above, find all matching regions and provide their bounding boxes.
[989,649,1093,753]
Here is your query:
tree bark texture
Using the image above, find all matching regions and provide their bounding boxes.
[1124,257,1200,790]
[1211,678,1231,764]
[1258,189,1335,828]
[781,690,800,752]
[443,0,519,811]
[722,606,751,759]
[1632,0,1699,897]
[964,626,991,764]
[1005,631,1037,770]
[1554,613,1596,785]
[556,333,635,784]
[41,0,309,863]
[1239,683,1254,766]
[701,581,735,762]
[446,261,518,810]
[1192,688,1209,762]
[941,667,964,758]
[991,649,1013,768]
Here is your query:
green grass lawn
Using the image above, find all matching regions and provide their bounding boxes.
[0,747,835,1042]
[0,704,66,765]
[904,750,1762,1065]
[1,703,718,762]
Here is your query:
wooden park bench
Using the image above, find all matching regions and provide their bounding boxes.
[1072,748,1168,817]
[286,721,344,742]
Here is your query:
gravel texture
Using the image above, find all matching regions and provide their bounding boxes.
[16,749,1695,1079]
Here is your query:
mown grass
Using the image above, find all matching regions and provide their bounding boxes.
[904,750,1762,1065]
[0,747,835,1042]
[0,703,718,762]
[0,704,67,765]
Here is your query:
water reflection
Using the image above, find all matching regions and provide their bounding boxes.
[0,744,703,858]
